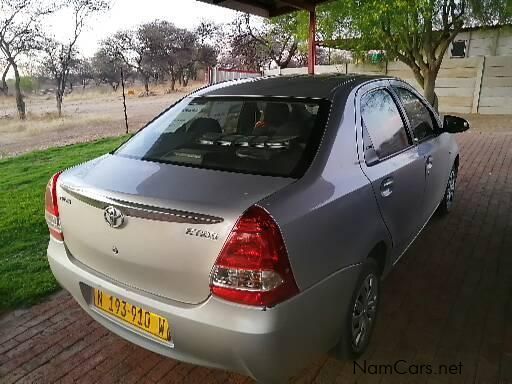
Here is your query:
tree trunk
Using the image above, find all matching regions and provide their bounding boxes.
[279,41,298,69]
[12,63,26,120]
[170,72,176,91]
[1,63,10,96]
[143,76,149,94]
[121,67,129,134]
[56,91,63,117]
[423,70,437,109]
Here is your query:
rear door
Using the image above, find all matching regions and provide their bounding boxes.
[391,84,451,222]
[357,84,427,259]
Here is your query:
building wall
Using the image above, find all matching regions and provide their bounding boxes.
[448,26,512,58]
[264,55,512,114]
[479,56,512,114]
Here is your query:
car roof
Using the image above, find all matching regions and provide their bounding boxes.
[194,74,392,101]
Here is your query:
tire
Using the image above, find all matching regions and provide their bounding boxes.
[334,258,380,360]
[438,164,458,216]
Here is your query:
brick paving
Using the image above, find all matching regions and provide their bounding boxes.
[1,130,512,384]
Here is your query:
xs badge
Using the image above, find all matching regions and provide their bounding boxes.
[185,228,219,241]
[59,196,71,205]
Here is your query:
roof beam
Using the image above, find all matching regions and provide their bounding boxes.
[268,6,298,17]
[198,0,332,18]
[279,0,315,11]
[199,0,272,17]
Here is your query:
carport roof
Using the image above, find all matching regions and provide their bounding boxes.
[197,0,331,17]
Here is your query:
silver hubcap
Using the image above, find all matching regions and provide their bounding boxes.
[445,169,456,209]
[351,274,378,352]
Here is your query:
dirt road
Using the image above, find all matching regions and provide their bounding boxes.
[0,85,200,158]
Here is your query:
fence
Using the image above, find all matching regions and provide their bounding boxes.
[264,56,512,114]
[207,67,262,85]
[479,56,512,114]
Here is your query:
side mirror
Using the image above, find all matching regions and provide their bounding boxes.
[443,115,470,133]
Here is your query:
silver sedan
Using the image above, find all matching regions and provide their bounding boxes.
[46,75,469,383]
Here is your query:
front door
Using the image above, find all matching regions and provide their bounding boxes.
[391,85,451,222]
[358,87,427,259]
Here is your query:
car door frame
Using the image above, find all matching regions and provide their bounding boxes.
[354,80,429,263]
[387,79,443,144]
[387,80,452,223]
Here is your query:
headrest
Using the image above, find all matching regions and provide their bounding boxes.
[188,118,222,135]
[264,103,289,126]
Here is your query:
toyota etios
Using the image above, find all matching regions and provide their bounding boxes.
[46,75,469,383]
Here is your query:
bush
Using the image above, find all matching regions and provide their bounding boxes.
[6,76,40,94]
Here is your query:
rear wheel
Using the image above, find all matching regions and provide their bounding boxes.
[438,165,457,215]
[334,258,380,359]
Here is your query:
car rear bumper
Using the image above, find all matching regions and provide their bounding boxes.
[48,238,361,383]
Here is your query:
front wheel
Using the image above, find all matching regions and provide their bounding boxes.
[438,165,457,215]
[334,259,380,359]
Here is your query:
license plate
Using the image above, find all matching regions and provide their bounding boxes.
[93,288,171,342]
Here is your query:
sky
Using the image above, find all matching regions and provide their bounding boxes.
[44,0,241,58]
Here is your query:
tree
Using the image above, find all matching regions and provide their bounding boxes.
[0,0,54,118]
[40,37,79,111]
[138,20,215,90]
[221,30,267,71]
[194,20,221,76]
[220,16,266,71]
[104,29,154,94]
[41,0,110,116]
[136,20,180,91]
[264,14,301,68]
[173,27,199,87]
[69,57,94,89]
[101,20,219,92]
[91,47,123,90]
[196,20,222,48]
[194,44,217,79]
[232,14,301,69]
[314,0,512,104]
[92,44,129,133]
[186,21,220,82]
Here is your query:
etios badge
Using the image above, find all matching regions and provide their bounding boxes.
[104,206,125,228]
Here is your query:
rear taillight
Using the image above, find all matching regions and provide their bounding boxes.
[210,205,299,307]
[45,171,63,241]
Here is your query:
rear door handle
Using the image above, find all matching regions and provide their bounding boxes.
[380,177,394,197]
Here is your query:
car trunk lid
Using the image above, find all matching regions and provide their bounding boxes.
[57,154,294,304]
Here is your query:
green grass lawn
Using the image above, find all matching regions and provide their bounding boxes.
[0,136,128,311]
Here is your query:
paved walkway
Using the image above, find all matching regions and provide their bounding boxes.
[1,131,511,384]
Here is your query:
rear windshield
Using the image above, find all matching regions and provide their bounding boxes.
[115,96,330,178]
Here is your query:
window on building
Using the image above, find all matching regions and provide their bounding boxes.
[451,40,467,58]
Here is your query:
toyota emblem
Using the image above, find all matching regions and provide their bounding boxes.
[104,206,125,228]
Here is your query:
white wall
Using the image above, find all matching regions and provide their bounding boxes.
[264,56,512,114]
[448,26,512,58]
